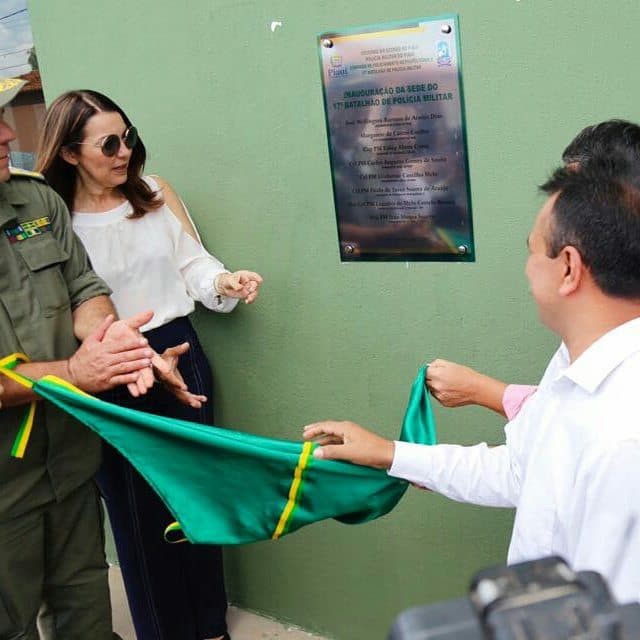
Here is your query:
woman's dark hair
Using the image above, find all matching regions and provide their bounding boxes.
[36,90,161,217]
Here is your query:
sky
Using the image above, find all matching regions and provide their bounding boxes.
[0,0,34,79]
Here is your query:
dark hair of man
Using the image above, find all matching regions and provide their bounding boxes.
[562,119,640,169]
[36,90,161,218]
[540,160,640,299]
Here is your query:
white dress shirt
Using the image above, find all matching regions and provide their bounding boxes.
[72,176,238,331]
[390,317,640,603]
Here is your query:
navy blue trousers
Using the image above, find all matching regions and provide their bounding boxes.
[98,317,228,640]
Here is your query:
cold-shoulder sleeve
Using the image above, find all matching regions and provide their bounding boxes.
[148,176,239,313]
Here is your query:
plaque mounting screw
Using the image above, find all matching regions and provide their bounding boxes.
[457,245,468,255]
[322,38,334,48]
[440,24,452,34]
[344,244,355,255]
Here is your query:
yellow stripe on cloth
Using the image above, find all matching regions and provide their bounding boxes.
[11,401,36,458]
[0,353,34,390]
[40,374,92,398]
[0,352,31,372]
[272,441,314,540]
[164,521,188,544]
[0,357,93,459]
[0,365,34,388]
[0,353,36,459]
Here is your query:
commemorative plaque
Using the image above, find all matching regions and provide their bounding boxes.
[318,15,474,261]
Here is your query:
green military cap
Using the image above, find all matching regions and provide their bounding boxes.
[0,78,27,108]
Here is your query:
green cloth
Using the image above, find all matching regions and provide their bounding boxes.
[13,366,436,545]
[0,173,111,520]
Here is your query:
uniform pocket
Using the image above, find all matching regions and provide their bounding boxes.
[15,234,71,317]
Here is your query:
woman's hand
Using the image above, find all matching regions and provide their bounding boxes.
[151,343,207,409]
[214,271,263,304]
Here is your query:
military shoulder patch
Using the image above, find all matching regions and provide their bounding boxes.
[9,167,46,182]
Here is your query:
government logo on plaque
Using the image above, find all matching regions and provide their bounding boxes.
[318,15,474,261]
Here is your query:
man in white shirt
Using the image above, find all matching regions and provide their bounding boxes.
[304,161,640,604]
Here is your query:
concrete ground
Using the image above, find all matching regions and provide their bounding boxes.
[109,566,329,640]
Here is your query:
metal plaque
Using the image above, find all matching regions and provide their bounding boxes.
[318,15,474,261]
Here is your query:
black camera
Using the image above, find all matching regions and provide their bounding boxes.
[389,556,640,639]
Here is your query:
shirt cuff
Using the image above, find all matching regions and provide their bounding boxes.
[183,260,239,313]
[388,440,438,488]
[199,273,239,312]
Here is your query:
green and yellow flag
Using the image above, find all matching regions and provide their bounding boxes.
[0,361,435,544]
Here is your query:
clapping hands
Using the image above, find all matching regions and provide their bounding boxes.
[82,310,205,407]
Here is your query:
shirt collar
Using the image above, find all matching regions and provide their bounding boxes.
[559,317,640,393]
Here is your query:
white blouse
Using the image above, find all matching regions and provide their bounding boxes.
[72,176,237,331]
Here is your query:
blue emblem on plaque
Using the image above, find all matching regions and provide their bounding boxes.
[436,41,452,66]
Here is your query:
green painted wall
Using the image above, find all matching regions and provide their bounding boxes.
[27,0,640,637]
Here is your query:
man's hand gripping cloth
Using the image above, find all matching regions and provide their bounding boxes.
[0,362,436,544]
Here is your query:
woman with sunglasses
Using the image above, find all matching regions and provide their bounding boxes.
[36,90,263,640]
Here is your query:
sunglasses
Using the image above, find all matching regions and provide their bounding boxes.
[74,126,138,157]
